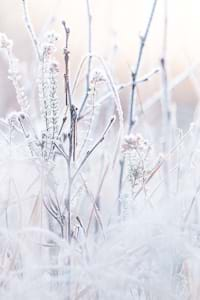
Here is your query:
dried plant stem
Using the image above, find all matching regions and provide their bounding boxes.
[94,162,109,234]
[62,21,71,108]
[78,174,104,237]
[75,54,124,175]
[78,0,93,119]
[160,0,170,147]
[160,0,170,196]
[78,67,159,120]
[128,0,158,134]
[73,55,158,98]
[72,53,124,133]
[65,161,72,244]
[93,55,124,133]
[22,0,41,60]
[160,57,170,193]
[62,21,73,245]
[117,0,158,215]
[77,83,95,159]
[63,21,78,162]
[135,126,193,200]
[72,116,115,182]
[72,56,88,95]
[184,183,200,223]
[57,109,68,137]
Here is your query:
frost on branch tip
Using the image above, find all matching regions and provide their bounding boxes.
[90,69,106,85]
[40,31,59,57]
[0,32,29,112]
[121,133,150,153]
[0,33,13,49]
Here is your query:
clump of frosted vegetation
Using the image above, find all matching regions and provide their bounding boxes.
[0,0,200,299]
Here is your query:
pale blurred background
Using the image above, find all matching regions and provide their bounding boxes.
[0,0,200,129]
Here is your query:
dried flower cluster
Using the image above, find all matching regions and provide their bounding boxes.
[122,134,152,190]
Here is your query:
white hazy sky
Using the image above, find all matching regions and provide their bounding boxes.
[0,0,199,118]
[0,0,200,91]
[0,0,199,64]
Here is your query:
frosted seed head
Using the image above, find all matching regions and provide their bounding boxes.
[49,60,59,73]
[46,31,59,43]
[121,133,150,153]
[91,69,106,85]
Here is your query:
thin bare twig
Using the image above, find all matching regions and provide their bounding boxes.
[160,0,170,196]
[77,80,96,159]
[71,53,124,132]
[22,0,41,60]
[118,0,158,215]
[78,0,93,119]
[78,67,159,121]
[78,173,105,237]
[62,21,71,108]
[72,116,115,182]
[128,0,158,133]
[62,21,73,244]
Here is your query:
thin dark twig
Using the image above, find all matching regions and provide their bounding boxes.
[128,0,158,133]
[62,22,77,163]
[76,216,86,236]
[62,21,73,245]
[62,21,71,108]
[118,0,158,215]
[78,0,92,119]
[57,107,68,137]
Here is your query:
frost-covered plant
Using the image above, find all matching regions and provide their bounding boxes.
[1,0,200,299]
[0,33,29,112]
[122,134,152,188]
[38,32,60,160]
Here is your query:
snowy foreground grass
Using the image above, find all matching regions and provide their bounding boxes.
[1,0,200,299]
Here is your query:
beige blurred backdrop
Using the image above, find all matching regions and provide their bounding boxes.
[0,0,200,128]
